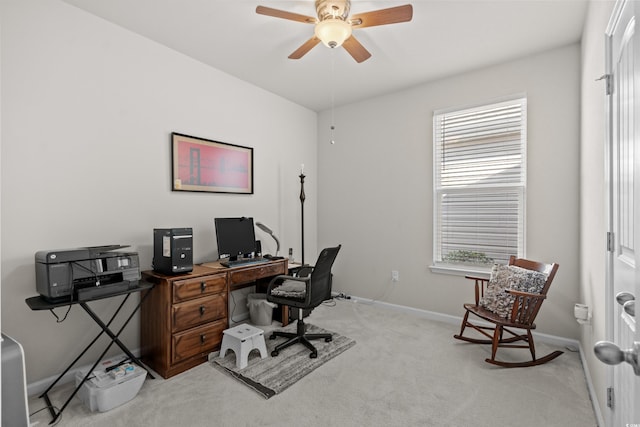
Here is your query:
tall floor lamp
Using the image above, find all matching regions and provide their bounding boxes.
[299,167,305,265]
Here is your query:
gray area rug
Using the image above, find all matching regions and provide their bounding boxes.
[211,323,355,398]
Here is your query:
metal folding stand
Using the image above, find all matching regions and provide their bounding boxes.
[25,282,154,425]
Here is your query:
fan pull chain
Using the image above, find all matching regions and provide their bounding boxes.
[330,50,336,144]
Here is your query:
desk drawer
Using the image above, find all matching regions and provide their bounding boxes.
[172,320,226,363]
[173,273,226,303]
[172,294,227,332]
[228,263,285,286]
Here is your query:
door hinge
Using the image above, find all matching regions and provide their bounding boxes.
[607,232,614,252]
[607,386,615,409]
[597,74,613,95]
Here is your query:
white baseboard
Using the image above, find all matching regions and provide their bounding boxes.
[340,293,579,347]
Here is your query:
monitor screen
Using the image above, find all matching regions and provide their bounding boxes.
[214,217,256,260]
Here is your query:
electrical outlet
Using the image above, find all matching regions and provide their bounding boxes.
[391,270,399,282]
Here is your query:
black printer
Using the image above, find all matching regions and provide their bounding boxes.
[35,245,140,302]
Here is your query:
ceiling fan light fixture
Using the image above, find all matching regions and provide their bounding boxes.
[314,18,352,48]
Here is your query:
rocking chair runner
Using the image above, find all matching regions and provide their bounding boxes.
[453,256,562,367]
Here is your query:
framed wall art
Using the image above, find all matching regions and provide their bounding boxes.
[171,132,253,194]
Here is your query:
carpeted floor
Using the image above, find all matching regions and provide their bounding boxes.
[27,299,597,427]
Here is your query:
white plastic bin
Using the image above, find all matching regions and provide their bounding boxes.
[247,293,277,326]
[75,356,146,412]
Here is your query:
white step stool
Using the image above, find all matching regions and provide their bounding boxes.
[219,324,267,369]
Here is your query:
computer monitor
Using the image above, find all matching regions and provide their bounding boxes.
[214,217,256,261]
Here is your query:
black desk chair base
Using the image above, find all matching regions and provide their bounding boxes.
[270,308,332,358]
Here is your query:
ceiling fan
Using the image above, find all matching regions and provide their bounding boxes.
[256,0,413,63]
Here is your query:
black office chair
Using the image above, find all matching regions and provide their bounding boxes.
[266,245,341,358]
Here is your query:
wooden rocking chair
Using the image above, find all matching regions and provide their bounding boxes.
[453,256,563,368]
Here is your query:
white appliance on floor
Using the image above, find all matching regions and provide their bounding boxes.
[2,333,30,427]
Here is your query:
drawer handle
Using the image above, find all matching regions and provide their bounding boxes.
[199,305,205,316]
[200,334,206,344]
[200,282,207,293]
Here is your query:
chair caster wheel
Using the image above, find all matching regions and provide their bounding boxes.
[325,337,332,342]
[310,352,318,359]
[271,350,279,357]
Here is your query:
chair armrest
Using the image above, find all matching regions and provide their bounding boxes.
[465,276,490,306]
[465,275,489,282]
[505,289,547,324]
[296,265,314,278]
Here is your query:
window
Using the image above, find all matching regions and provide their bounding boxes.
[432,96,526,274]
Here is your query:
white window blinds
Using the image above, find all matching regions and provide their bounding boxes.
[433,97,526,269]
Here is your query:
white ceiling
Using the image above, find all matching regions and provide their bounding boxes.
[61,0,588,112]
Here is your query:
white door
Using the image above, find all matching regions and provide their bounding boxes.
[599,1,640,425]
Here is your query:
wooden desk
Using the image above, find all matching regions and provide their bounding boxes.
[202,259,293,325]
[201,258,288,292]
[140,259,287,378]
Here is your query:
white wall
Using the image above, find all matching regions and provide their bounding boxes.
[0,0,317,383]
[318,44,581,340]
[580,0,616,421]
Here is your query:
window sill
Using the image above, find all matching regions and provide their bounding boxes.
[429,264,491,279]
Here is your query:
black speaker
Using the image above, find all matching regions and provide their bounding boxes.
[153,228,193,275]
[255,240,262,257]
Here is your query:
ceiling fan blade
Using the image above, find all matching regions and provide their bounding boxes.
[256,6,316,24]
[350,4,413,29]
[342,36,371,63]
[289,37,322,59]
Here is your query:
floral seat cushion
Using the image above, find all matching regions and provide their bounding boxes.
[480,264,548,318]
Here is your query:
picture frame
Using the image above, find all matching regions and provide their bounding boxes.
[171,132,253,194]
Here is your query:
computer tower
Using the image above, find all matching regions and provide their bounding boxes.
[153,228,193,275]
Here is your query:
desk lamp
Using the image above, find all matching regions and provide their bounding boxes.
[256,222,280,256]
